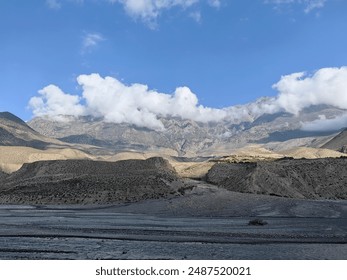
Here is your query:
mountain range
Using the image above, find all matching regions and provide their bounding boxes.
[26,104,347,156]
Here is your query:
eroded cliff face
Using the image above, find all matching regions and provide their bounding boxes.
[207,157,347,199]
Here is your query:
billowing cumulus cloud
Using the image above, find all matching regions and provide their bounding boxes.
[28,85,85,119]
[29,74,230,130]
[78,74,238,130]
[273,67,347,114]
[29,66,347,131]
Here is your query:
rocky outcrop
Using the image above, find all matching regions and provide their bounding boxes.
[206,158,347,199]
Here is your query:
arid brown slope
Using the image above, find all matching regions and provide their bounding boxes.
[0,157,184,204]
[206,158,347,199]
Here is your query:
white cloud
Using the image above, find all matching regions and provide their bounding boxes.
[77,73,229,130]
[303,0,326,13]
[111,0,198,20]
[45,0,221,26]
[46,0,62,10]
[29,74,229,130]
[272,67,347,114]
[265,0,327,13]
[81,33,105,54]
[301,114,347,131]
[29,66,347,131]
[28,85,85,119]
[109,0,223,25]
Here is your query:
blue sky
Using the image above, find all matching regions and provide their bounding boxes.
[1,0,347,123]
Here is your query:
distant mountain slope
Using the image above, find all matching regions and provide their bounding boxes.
[322,129,347,153]
[0,112,29,127]
[1,110,114,150]
[0,111,62,148]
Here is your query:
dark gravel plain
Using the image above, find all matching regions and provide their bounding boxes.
[0,182,346,260]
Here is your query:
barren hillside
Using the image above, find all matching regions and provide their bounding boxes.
[207,157,347,199]
[0,157,185,205]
